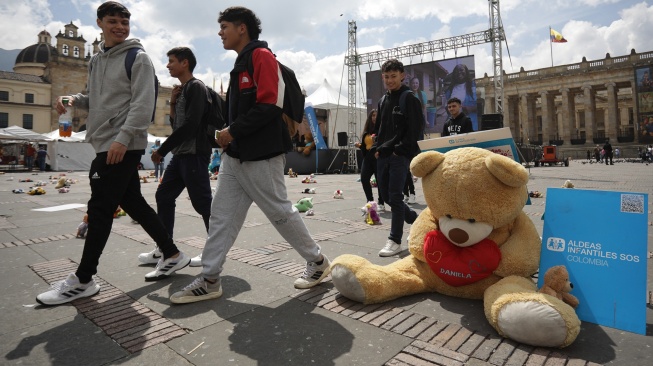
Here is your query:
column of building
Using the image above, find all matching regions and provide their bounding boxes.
[582,85,595,141]
[559,88,575,143]
[605,82,618,141]
[539,91,553,144]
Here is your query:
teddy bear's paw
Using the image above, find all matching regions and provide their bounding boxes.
[494,294,580,348]
[331,264,366,303]
[330,255,373,303]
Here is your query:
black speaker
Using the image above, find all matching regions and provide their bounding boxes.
[481,114,503,130]
[337,132,348,147]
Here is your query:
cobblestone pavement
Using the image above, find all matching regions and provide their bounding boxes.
[0,158,650,366]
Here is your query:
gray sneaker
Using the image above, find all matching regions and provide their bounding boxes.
[379,239,402,257]
[170,277,223,304]
[294,255,331,289]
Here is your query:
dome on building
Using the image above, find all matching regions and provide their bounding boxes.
[15,43,58,64]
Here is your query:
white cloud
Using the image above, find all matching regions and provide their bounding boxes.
[0,1,52,50]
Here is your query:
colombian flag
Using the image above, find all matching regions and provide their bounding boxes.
[550,28,567,43]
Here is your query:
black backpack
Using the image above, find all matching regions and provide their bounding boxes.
[91,48,159,122]
[203,84,226,148]
[180,79,226,149]
[245,50,305,124]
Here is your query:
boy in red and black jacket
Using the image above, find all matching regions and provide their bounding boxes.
[170,6,330,304]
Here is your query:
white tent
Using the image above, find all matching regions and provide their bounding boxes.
[44,129,87,142]
[305,79,367,147]
[0,125,51,141]
[43,129,168,171]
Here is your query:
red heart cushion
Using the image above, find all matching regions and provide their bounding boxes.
[423,230,501,287]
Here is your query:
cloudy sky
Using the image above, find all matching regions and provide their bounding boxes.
[1,0,651,101]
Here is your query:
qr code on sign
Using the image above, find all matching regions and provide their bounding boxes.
[621,194,644,214]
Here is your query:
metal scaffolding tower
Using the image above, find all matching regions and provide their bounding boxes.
[345,21,359,172]
[344,1,506,167]
[489,0,505,115]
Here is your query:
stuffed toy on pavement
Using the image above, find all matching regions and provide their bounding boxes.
[301,174,317,184]
[330,147,581,348]
[539,265,579,309]
[361,201,381,225]
[333,189,344,199]
[293,197,314,212]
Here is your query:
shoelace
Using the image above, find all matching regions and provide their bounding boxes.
[301,262,318,279]
[51,279,74,293]
[183,277,206,291]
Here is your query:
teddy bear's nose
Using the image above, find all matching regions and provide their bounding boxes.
[448,228,469,244]
[570,283,573,289]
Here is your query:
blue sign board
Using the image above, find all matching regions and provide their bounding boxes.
[540,188,648,334]
[304,105,327,150]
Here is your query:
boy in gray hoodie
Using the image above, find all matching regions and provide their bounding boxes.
[36,1,190,306]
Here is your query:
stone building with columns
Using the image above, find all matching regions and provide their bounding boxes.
[1,22,173,136]
[476,49,653,148]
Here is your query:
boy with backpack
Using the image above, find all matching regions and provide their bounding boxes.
[169,6,330,304]
[372,59,421,257]
[37,1,191,306]
[138,47,214,268]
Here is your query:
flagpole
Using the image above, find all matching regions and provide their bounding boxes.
[549,26,554,67]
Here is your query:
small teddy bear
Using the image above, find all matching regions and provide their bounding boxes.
[361,201,381,225]
[58,187,70,193]
[333,189,344,199]
[539,265,580,309]
[28,187,46,195]
[293,197,314,212]
[76,214,89,238]
[562,180,574,188]
[301,173,317,184]
[55,177,67,189]
[288,168,298,178]
[301,188,316,194]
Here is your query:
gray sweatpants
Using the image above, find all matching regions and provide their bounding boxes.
[201,153,321,280]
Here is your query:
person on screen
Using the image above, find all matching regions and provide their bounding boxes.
[441,97,473,136]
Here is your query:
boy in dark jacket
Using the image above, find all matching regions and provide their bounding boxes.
[138,47,212,268]
[372,59,420,257]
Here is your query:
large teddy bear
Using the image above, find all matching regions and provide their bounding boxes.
[331,147,580,348]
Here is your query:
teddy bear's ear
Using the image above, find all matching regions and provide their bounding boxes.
[485,153,529,188]
[410,151,445,178]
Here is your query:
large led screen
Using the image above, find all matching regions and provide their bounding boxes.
[366,55,477,136]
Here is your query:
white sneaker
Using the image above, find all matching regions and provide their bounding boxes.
[170,277,223,304]
[36,273,101,306]
[294,255,331,289]
[378,204,386,212]
[189,253,202,267]
[379,239,402,257]
[138,247,162,265]
[408,194,416,204]
[144,252,191,281]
